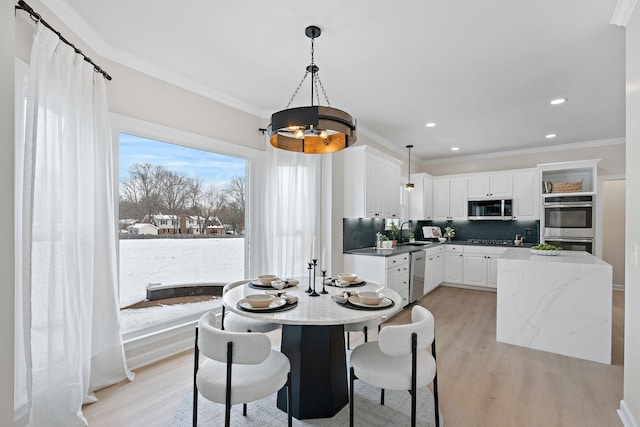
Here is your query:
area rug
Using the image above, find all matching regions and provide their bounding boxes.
[172,380,443,426]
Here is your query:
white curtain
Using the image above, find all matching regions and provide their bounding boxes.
[20,23,132,426]
[260,142,321,279]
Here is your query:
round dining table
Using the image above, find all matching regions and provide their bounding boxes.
[222,278,402,420]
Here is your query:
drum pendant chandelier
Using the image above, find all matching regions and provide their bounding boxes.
[268,25,357,154]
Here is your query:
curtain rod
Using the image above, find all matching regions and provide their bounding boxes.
[15,0,112,80]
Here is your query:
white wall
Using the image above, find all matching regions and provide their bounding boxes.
[622,5,640,426]
[602,180,625,286]
[1,1,15,425]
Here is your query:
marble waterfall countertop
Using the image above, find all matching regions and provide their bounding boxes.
[496,248,612,364]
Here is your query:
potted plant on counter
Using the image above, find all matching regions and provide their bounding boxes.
[390,223,400,247]
[408,232,415,243]
[444,226,456,242]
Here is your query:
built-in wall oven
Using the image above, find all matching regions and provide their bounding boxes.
[543,195,595,253]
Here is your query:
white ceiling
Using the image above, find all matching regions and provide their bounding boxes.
[47,0,625,161]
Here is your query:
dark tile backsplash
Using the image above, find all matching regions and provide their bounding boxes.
[343,218,540,251]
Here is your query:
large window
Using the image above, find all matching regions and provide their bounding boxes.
[118,133,247,334]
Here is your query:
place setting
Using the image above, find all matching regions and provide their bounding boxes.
[236,292,299,313]
[324,272,367,289]
[332,290,394,311]
[248,274,300,290]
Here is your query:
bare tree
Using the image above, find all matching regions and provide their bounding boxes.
[120,163,164,223]
[158,169,191,233]
[198,184,227,234]
[223,176,245,234]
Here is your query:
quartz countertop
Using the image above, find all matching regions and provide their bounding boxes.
[500,247,610,265]
[344,241,534,257]
[343,242,441,257]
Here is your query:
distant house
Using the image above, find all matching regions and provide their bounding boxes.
[127,223,159,236]
[142,213,179,235]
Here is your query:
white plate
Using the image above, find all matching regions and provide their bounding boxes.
[348,295,393,309]
[239,297,286,311]
[250,279,278,287]
[529,249,562,256]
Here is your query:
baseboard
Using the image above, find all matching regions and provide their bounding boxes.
[440,282,497,293]
[619,400,640,427]
[14,402,29,427]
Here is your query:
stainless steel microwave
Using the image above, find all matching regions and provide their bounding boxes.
[467,199,513,220]
[543,195,595,238]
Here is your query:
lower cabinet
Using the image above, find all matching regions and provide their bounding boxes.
[444,245,464,283]
[462,246,507,288]
[344,252,410,307]
[424,245,444,294]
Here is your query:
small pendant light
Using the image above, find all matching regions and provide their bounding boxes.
[405,145,414,191]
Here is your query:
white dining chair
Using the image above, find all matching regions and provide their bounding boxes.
[221,280,281,333]
[193,312,292,427]
[344,317,383,350]
[349,305,440,427]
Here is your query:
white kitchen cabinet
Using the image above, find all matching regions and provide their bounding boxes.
[513,170,539,220]
[462,246,507,288]
[343,145,402,218]
[444,245,464,283]
[433,178,467,220]
[408,173,433,220]
[538,159,599,196]
[424,245,444,294]
[343,252,410,307]
[467,173,513,199]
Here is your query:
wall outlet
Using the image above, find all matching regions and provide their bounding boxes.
[525,228,532,237]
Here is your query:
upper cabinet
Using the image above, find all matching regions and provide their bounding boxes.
[433,177,467,220]
[407,173,433,221]
[343,146,402,218]
[512,169,539,220]
[467,173,513,199]
[538,159,599,196]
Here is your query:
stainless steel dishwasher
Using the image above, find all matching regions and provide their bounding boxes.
[410,250,426,303]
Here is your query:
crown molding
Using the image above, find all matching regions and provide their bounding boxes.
[611,0,638,26]
[40,0,266,117]
[356,126,409,159]
[422,137,625,166]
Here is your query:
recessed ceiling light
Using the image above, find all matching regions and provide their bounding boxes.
[451,147,459,151]
[425,122,436,128]
[550,98,567,105]
[546,133,557,139]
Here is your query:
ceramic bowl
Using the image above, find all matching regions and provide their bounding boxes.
[338,273,358,282]
[257,274,278,285]
[438,237,447,243]
[358,291,384,305]
[245,294,275,308]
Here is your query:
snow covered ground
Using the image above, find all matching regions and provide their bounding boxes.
[119,238,244,333]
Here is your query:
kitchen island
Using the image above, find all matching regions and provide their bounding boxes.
[496,248,612,364]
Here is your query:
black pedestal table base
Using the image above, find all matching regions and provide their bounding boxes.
[277,324,348,419]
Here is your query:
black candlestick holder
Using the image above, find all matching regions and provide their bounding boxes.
[309,259,320,296]
[306,262,313,293]
[321,270,328,294]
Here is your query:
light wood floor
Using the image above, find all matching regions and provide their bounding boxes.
[83,286,624,426]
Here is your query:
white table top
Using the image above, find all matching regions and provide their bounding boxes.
[222,279,402,326]
[500,248,611,266]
